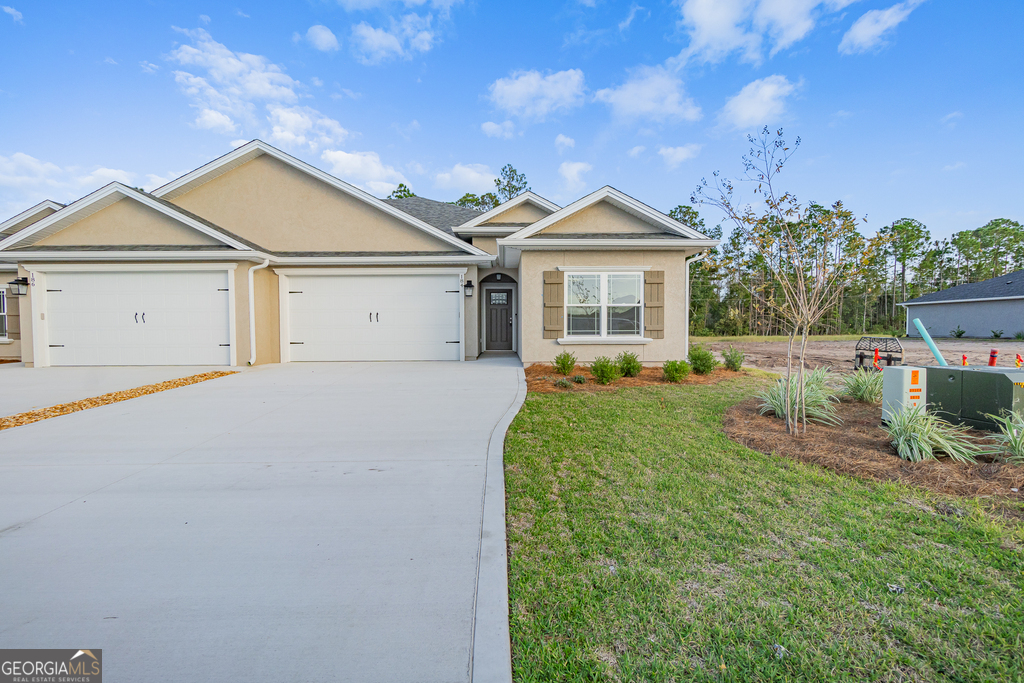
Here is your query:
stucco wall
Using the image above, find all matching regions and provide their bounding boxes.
[471,236,498,255]
[171,155,454,253]
[537,200,662,235]
[905,299,1024,338]
[18,264,33,366]
[484,202,550,225]
[518,250,689,364]
[35,199,223,246]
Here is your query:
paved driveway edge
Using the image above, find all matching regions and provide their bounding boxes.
[470,364,526,683]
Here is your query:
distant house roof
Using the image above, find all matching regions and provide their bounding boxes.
[382,196,481,237]
[902,269,1024,306]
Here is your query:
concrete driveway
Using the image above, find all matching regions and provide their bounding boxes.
[0,358,524,682]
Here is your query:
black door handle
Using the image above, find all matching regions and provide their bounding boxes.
[135,313,138,323]
[142,312,145,323]
[376,312,379,322]
[369,312,372,322]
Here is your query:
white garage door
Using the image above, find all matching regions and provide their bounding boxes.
[286,273,462,361]
[45,270,232,366]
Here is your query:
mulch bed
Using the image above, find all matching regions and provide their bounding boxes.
[724,397,1024,500]
[0,371,237,431]
[0,359,19,364]
[525,363,745,393]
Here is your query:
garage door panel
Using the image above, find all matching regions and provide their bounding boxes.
[44,270,231,366]
[287,274,461,362]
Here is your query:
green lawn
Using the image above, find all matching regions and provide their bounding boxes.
[504,376,1024,682]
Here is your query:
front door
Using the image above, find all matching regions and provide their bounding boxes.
[486,288,513,350]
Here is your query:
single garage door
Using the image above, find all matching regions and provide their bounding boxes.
[286,273,462,361]
[45,270,232,366]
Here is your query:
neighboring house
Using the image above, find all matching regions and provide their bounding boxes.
[901,268,1024,338]
[0,140,717,367]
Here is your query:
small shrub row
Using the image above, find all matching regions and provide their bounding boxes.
[688,344,718,375]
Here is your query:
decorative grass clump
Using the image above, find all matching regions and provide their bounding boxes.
[662,359,691,382]
[615,351,643,378]
[553,351,577,375]
[882,405,980,464]
[553,377,572,389]
[986,410,1024,464]
[590,356,622,385]
[688,344,718,375]
[842,368,884,404]
[571,374,587,384]
[757,367,841,426]
[721,345,744,371]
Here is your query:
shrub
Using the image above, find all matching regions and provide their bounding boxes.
[688,345,718,375]
[842,368,884,404]
[616,351,643,377]
[1015,331,1024,341]
[722,346,744,371]
[985,410,1024,464]
[662,360,691,382]
[757,368,841,426]
[590,356,622,385]
[992,329,1004,339]
[572,375,587,384]
[553,351,577,375]
[553,378,572,389]
[882,405,980,463]
[951,325,966,338]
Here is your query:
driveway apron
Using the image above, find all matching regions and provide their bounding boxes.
[0,358,522,683]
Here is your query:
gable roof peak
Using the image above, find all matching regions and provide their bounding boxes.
[456,190,561,229]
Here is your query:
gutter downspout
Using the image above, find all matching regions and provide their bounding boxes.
[683,252,709,357]
[247,259,270,366]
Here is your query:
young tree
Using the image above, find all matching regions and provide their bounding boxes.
[387,183,416,199]
[883,218,929,324]
[669,205,725,334]
[494,164,529,202]
[452,192,500,211]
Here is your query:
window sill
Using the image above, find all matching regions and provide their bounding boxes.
[557,337,653,345]
[0,339,11,345]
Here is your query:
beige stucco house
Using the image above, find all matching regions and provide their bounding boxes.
[0,140,717,367]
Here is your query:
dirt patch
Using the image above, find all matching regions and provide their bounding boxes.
[0,371,237,431]
[525,363,744,393]
[723,397,1024,499]
[0,359,19,364]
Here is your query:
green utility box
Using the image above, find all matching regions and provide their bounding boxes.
[925,366,1024,431]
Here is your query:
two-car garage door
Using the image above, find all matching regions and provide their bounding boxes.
[285,273,462,361]
[43,270,232,366]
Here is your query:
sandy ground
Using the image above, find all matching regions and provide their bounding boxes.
[706,338,1024,375]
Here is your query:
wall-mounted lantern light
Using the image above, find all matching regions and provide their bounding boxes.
[7,277,28,296]
[464,279,475,297]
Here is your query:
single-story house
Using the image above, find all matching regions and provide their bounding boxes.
[0,140,717,367]
[901,268,1024,338]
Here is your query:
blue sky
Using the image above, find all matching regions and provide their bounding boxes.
[1,0,1020,239]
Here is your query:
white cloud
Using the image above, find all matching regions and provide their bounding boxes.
[104,57,117,65]
[619,4,644,31]
[488,69,586,120]
[2,5,23,23]
[559,161,592,193]
[942,161,964,172]
[434,163,495,194]
[555,134,575,153]
[940,111,963,128]
[267,105,349,151]
[0,151,136,217]
[336,0,463,10]
[310,76,324,87]
[306,25,340,51]
[195,108,237,133]
[199,14,211,24]
[230,139,248,148]
[673,0,860,66]
[595,65,701,123]
[628,145,646,158]
[140,60,160,73]
[236,9,250,18]
[350,13,435,65]
[166,28,347,151]
[839,0,924,54]
[321,149,408,195]
[658,144,701,169]
[719,74,797,129]
[481,121,515,139]
[392,119,421,140]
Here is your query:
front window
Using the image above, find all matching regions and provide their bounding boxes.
[0,290,6,339]
[565,272,643,337]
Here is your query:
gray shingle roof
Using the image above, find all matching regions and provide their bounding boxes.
[382,197,481,236]
[903,269,1024,305]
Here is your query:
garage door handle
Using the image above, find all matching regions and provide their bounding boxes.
[369,311,372,322]
[135,313,138,324]
[376,312,379,322]
[142,312,146,323]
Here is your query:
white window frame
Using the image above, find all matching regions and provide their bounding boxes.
[0,290,6,340]
[563,271,644,340]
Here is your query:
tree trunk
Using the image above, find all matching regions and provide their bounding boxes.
[785,327,796,434]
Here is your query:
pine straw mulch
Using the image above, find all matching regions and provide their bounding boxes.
[724,397,1024,500]
[525,363,745,393]
[0,371,237,432]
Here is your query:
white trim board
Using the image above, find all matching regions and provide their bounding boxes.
[557,338,653,345]
[9,251,267,262]
[24,263,240,272]
[0,200,64,237]
[556,265,651,272]
[900,295,1024,306]
[150,140,489,258]
[273,267,468,276]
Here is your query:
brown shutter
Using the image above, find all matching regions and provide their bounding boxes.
[543,270,564,339]
[644,271,664,339]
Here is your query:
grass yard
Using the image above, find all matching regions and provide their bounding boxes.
[504,375,1024,682]
[692,334,865,343]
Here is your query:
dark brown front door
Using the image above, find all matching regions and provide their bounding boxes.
[486,289,513,350]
